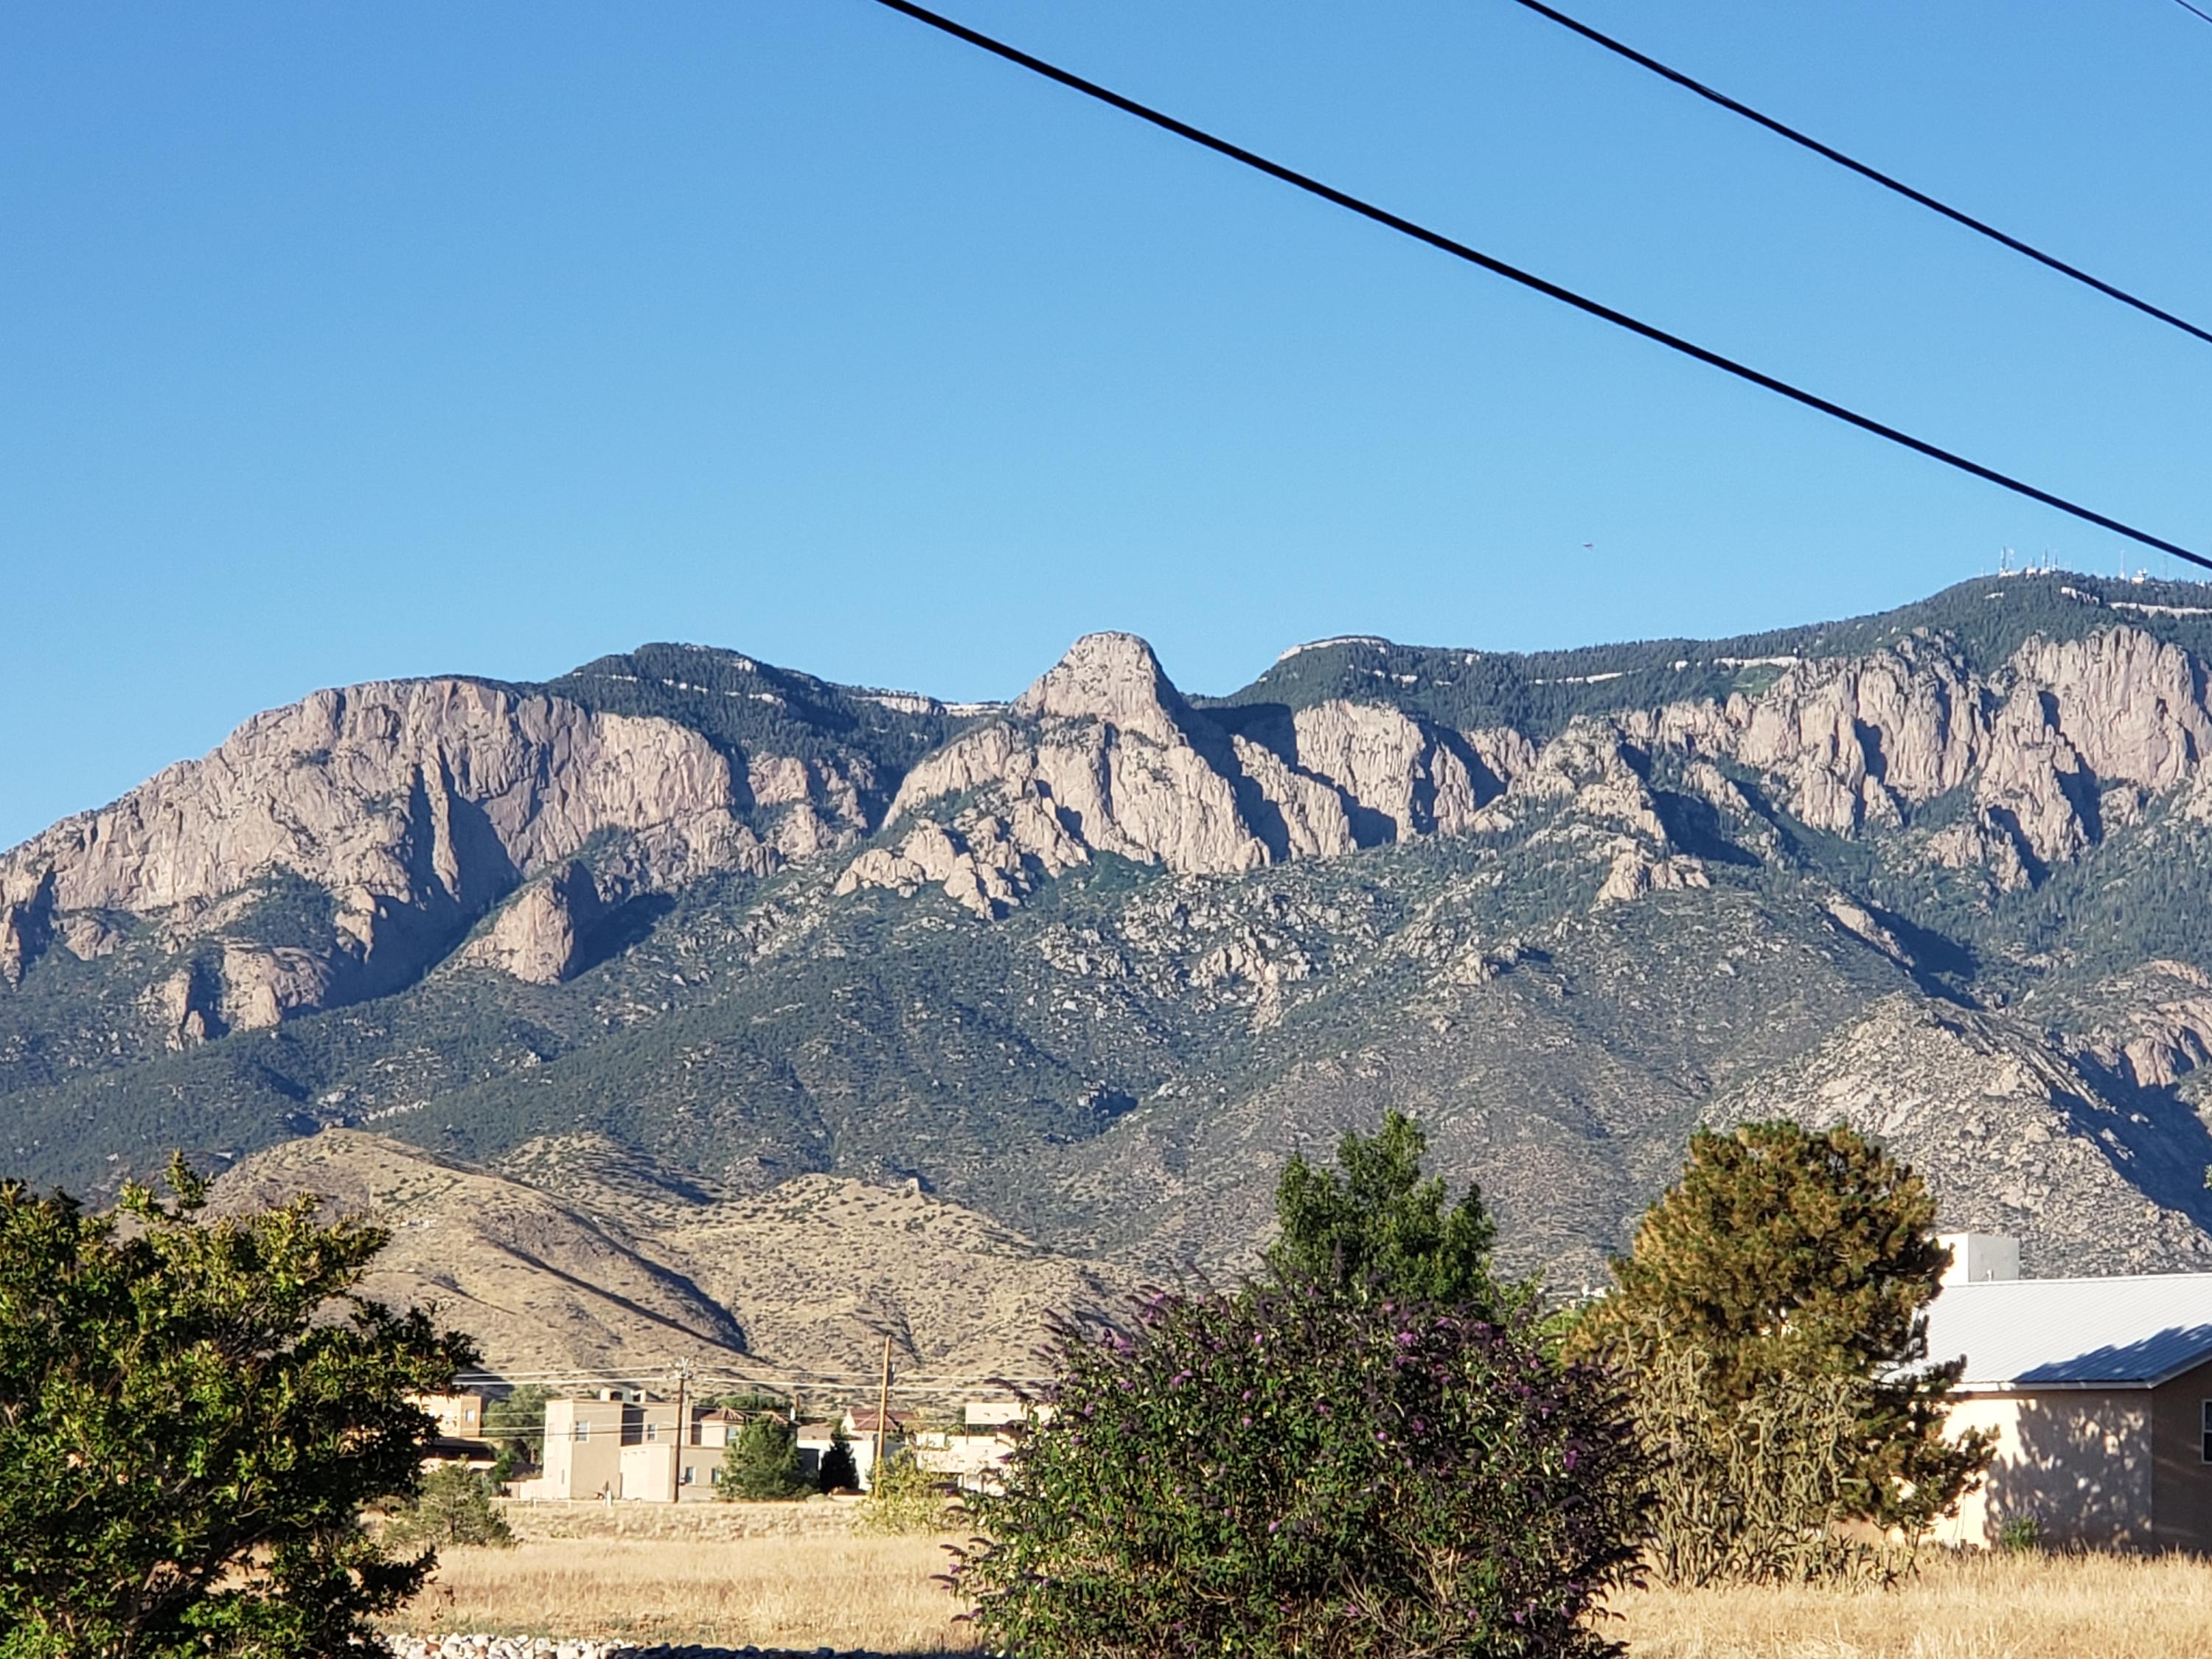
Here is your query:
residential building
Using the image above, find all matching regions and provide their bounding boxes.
[1925,1234,2212,1551]
[515,1391,747,1503]
[411,1392,487,1439]
[409,1391,496,1469]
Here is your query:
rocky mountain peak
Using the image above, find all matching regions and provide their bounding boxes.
[1012,631,1190,744]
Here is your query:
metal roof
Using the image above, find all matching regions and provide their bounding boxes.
[1924,1273,2212,1391]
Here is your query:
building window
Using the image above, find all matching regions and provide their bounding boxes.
[645,1422,658,1442]
[680,1465,694,1485]
[2201,1401,2212,1464]
[709,1467,721,1485]
[575,1422,590,1443]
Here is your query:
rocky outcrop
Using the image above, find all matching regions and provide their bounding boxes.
[0,677,882,1015]
[845,635,1519,914]
[150,964,222,1049]
[459,863,604,985]
[0,680,776,920]
[219,942,336,1032]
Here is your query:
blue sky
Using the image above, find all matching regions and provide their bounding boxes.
[5,0,2209,848]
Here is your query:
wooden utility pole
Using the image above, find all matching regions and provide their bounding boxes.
[669,1366,689,1505]
[873,1334,893,1489]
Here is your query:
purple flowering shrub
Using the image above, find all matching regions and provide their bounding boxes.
[952,1283,1648,1658]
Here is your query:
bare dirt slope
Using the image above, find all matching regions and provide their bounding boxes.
[210,1130,1139,1380]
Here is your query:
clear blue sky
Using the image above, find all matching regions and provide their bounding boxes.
[6,0,2210,849]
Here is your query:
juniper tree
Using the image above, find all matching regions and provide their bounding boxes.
[1265,1108,1514,1316]
[718,1413,810,1500]
[816,1425,860,1493]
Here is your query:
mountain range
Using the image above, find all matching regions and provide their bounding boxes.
[12,569,2212,1376]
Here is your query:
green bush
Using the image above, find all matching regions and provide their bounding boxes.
[1267,1107,1512,1317]
[953,1284,1647,1659]
[384,1465,515,1551]
[856,1444,947,1536]
[0,1155,476,1658]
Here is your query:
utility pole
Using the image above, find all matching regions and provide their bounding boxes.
[873,1334,893,1489]
[669,1364,689,1505]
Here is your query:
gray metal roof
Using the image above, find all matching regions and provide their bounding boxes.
[1924,1273,2212,1391]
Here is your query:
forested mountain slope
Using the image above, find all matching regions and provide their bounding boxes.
[12,568,2212,1368]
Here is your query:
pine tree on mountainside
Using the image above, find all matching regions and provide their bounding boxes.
[1265,1108,1516,1318]
[1579,1120,1992,1535]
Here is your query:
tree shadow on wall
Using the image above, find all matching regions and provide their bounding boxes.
[1978,1357,2187,1549]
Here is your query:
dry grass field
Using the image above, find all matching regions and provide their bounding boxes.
[1613,1549,2212,1658]
[388,1535,2212,1657]
[389,1535,981,1652]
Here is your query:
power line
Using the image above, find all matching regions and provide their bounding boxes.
[1499,0,2212,349]
[858,0,2212,573]
[2170,0,2212,27]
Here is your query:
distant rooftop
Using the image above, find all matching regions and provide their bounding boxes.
[1926,1273,2212,1390]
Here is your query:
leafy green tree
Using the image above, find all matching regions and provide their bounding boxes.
[953,1284,1647,1659]
[1581,1121,1992,1538]
[718,1413,810,1500]
[482,1383,552,1480]
[817,1425,860,1493]
[0,1156,476,1658]
[383,1465,515,1551]
[1266,1108,1513,1315]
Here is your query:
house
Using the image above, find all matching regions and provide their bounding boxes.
[514,1390,748,1503]
[410,1391,487,1439]
[1924,1234,2212,1551]
[409,1391,498,1470]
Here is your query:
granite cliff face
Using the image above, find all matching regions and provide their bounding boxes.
[15,574,2212,1371]
[836,617,2212,923]
[0,675,877,1026]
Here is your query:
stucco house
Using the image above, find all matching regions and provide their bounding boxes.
[517,1390,745,1503]
[1924,1237,2212,1552]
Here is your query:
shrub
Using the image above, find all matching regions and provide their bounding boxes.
[384,1465,515,1551]
[953,1284,1647,1659]
[1632,1341,1900,1587]
[0,1155,476,1658]
[858,1444,949,1535]
[720,1413,811,1500]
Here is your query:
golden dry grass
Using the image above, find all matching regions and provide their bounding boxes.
[1612,1549,2212,1658]
[389,1536,2212,1657]
[389,1534,980,1652]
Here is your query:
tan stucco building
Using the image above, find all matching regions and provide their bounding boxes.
[523,1391,742,1502]
[1924,1242,2212,1552]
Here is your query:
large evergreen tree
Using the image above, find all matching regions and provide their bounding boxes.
[1582,1121,1992,1537]
[718,1413,810,1500]
[1265,1109,1510,1315]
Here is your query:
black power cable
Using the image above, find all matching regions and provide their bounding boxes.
[1501,0,2212,349]
[2171,0,2212,27]
[858,0,2211,571]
